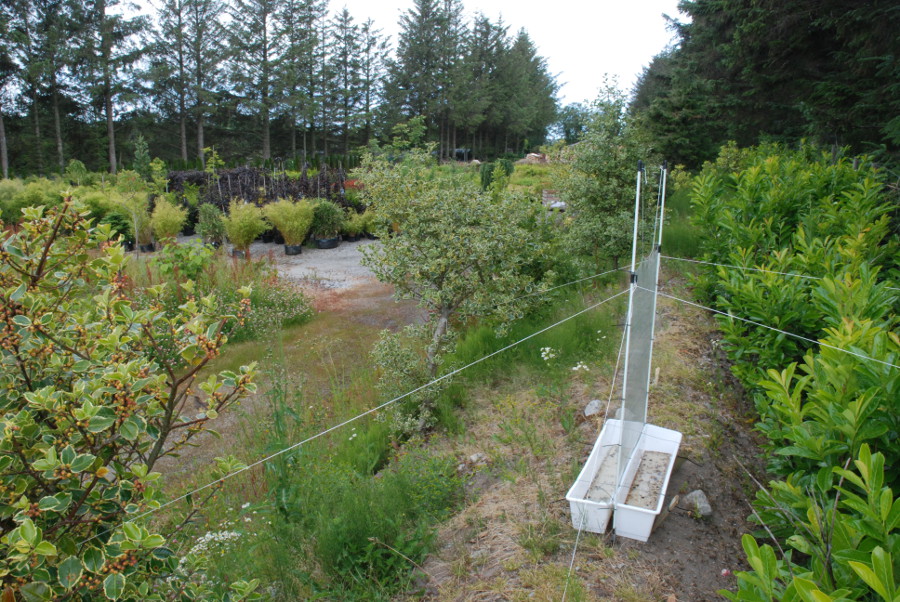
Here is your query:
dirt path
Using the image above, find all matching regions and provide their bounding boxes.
[417,273,765,601]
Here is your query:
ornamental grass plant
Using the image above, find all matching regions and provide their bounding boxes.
[223,200,268,254]
[150,197,188,243]
[263,199,314,245]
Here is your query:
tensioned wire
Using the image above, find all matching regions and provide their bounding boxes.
[642,287,900,371]
[662,254,900,291]
[78,287,631,547]
[514,266,628,301]
[561,323,628,602]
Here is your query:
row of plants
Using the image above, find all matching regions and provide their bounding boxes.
[687,144,899,600]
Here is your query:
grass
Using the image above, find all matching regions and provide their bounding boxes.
[662,187,700,258]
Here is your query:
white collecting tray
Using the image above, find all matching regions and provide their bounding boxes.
[613,423,682,542]
[565,418,623,534]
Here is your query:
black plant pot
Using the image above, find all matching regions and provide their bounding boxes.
[138,243,155,253]
[274,231,285,245]
[232,248,247,259]
[366,232,379,240]
[261,230,275,243]
[284,244,302,256]
[315,237,340,249]
[121,240,135,252]
[343,233,361,242]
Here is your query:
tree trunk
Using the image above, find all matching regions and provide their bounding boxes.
[179,105,188,163]
[197,112,205,168]
[32,95,44,175]
[426,307,451,378]
[0,107,8,179]
[262,105,271,160]
[52,86,65,171]
[106,89,116,174]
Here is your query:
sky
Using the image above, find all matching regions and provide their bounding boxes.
[335,0,686,105]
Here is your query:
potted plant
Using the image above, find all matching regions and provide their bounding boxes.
[137,221,155,253]
[263,199,314,255]
[197,203,226,248]
[310,201,346,249]
[361,209,379,240]
[223,200,268,259]
[150,197,187,245]
[341,211,365,242]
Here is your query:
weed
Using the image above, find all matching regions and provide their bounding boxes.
[517,516,564,561]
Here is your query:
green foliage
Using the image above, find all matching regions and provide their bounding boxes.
[0,200,258,598]
[722,445,899,601]
[0,178,65,225]
[277,442,462,592]
[133,134,152,180]
[99,211,133,243]
[553,84,654,271]
[632,1,900,165]
[151,240,215,281]
[263,199,314,245]
[223,201,267,252]
[342,211,367,236]
[691,145,899,601]
[197,203,226,245]
[150,197,187,242]
[112,171,152,245]
[129,253,313,345]
[310,201,346,239]
[479,159,514,191]
[356,145,552,428]
[64,159,89,186]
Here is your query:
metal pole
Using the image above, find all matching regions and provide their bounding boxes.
[629,161,644,277]
[657,161,667,249]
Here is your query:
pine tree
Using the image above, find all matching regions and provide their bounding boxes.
[329,7,361,153]
[151,0,190,162]
[185,0,226,166]
[358,18,388,147]
[75,0,146,173]
[228,0,281,160]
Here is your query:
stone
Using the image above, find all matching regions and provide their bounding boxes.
[683,489,713,517]
[584,399,603,417]
[469,452,487,465]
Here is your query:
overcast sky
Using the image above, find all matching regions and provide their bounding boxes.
[337,0,686,105]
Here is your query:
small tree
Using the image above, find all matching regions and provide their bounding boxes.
[553,83,652,270]
[0,199,259,598]
[357,147,548,430]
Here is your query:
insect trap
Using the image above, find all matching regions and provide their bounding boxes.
[566,161,682,542]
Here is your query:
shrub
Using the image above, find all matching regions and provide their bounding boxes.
[263,199,314,245]
[310,201,345,239]
[223,201,267,253]
[99,210,133,243]
[0,200,259,599]
[342,211,366,236]
[150,197,187,243]
[197,203,226,245]
[64,159,89,186]
[152,239,215,281]
[112,171,152,245]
